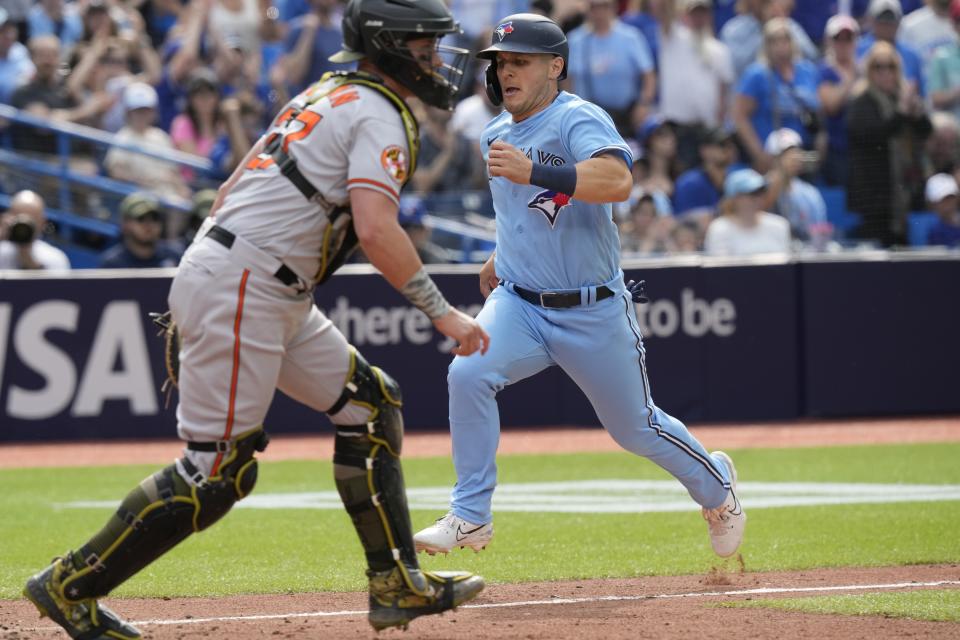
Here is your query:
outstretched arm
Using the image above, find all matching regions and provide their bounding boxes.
[351,188,490,356]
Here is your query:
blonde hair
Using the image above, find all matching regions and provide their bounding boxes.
[855,40,904,96]
[759,17,799,65]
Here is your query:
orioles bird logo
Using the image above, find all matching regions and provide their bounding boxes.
[528,189,572,227]
[495,21,514,41]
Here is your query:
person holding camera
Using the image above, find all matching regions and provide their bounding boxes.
[0,190,71,270]
[733,17,820,173]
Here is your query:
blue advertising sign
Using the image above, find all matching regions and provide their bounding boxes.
[1,254,957,442]
[800,258,960,416]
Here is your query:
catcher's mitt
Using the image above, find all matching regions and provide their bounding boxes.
[149,310,181,397]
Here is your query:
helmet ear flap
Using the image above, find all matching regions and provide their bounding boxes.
[485,61,502,106]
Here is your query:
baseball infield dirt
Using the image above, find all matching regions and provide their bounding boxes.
[3,416,959,639]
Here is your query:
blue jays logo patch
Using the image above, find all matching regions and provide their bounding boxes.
[495,21,514,42]
[528,190,572,227]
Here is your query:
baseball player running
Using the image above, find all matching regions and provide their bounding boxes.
[23,1,489,637]
[414,14,745,559]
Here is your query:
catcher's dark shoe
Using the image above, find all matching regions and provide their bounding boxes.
[23,556,141,640]
[367,566,485,631]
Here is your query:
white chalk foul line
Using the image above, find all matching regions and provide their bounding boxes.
[124,579,960,628]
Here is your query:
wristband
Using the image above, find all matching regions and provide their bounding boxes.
[400,267,452,320]
[530,163,577,196]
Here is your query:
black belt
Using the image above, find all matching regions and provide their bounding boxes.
[205,224,300,288]
[511,283,614,309]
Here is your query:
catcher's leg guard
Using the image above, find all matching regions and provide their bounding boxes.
[329,349,486,630]
[329,350,425,583]
[329,350,486,630]
[53,428,268,603]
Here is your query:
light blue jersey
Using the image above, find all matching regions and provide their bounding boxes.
[434,90,734,528]
[481,91,632,292]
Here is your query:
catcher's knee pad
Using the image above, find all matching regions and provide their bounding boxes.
[327,349,403,454]
[59,428,269,602]
[331,351,428,593]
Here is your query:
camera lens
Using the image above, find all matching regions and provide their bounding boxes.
[8,216,36,245]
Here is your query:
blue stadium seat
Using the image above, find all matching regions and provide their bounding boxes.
[907,211,939,247]
[818,186,862,237]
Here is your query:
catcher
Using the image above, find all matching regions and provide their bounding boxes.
[23,0,488,637]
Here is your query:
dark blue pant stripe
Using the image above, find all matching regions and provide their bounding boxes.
[621,296,729,490]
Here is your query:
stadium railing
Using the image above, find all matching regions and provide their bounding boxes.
[0,103,213,259]
[0,104,500,264]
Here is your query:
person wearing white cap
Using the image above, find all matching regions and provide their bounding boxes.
[762,128,833,250]
[703,167,791,255]
[818,14,860,186]
[104,81,191,202]
[925,173,960,245]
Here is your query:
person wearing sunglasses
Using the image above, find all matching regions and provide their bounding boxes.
[847,41,932,246]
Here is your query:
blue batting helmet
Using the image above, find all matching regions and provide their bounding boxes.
[476,13,568,106]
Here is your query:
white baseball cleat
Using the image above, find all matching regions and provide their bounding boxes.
[414,512,494,555]
[702,451,746,558]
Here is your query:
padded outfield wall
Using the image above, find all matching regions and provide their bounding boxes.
[1,252,958,442]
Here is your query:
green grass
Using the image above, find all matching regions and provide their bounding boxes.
[2,443,959,599]
[720,589,960,622]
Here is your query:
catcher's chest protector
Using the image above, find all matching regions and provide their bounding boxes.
[270,71,421,285]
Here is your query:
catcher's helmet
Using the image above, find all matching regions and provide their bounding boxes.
[476,13,568,106]
[329,0,469,110]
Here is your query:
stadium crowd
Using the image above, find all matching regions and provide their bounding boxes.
[2,0,960,269]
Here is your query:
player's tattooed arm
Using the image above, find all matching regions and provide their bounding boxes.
[401,268,452,320]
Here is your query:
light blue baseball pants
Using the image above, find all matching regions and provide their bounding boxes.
[447,281,732,525]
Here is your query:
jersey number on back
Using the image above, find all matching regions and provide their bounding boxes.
[245,86,359,171]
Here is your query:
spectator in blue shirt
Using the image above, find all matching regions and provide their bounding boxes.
[275,0,310,24]
[275,0,352,96]
[567,0,657,137]
[733,17,820,172]
[857,0,926,96]
[713,0,739,33]
[719,0,818,80]
[0,8,34,103]
[925,173,960,246]
[100,193,182,269]
[156,2,208,132]
[621,0,660,68]
[674,127,738,221]
[28,0,83,50]
[818,14,862,186]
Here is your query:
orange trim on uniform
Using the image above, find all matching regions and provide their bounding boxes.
[212,268,251,476]
[346,178,400,201]
[329,86,360,108]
